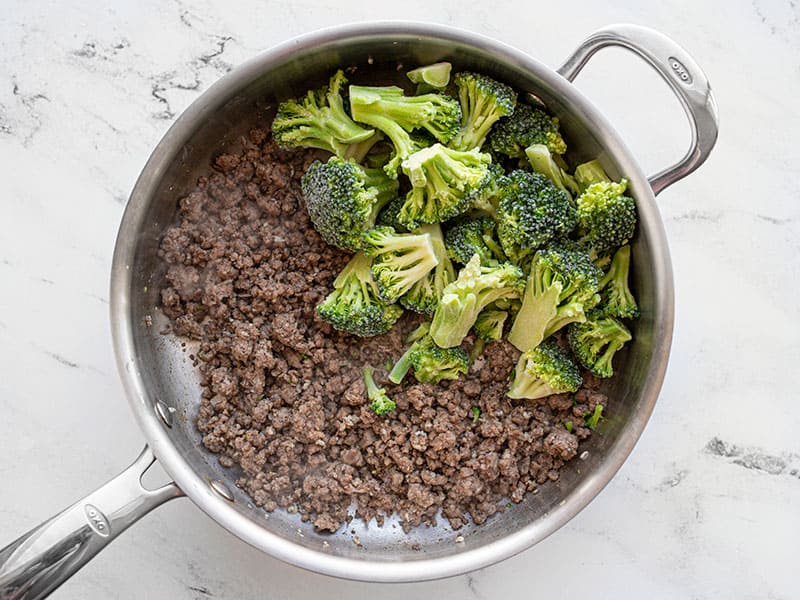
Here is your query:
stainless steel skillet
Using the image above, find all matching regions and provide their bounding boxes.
[0,22,717,597]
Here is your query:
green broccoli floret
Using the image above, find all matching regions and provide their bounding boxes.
[400,223,456,314]
[467,163,505,217]
[301,157,399,251]
[317,252,404,337]
[495,170,578,265]
[449,72,517,151]
[488,103,567,158]
[398,143,492,229]
[474,308,508,341]
[525,144,580,197]
[430,254,524,348]
[388,334,470,384]
[471,406,481,423]
[444,215,505,266]
[363,366,396,415]
[574,159,610,192]
[507,242,600,352]
[567,314,632,378]
[349,85,462,177]
[362,226,440,303]
[598,244,639,319]
[507,338,582,400]
[576,179,637,259]
[407,62,452,93]
[272,70,382,161]
[584,404,604,429]
[375,196,409,232]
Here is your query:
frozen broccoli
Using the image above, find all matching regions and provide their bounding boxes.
[507,241,601,352]
[388,334,470,384]
[474,308,508,341]
[584,404,604,429]
[407,62,452,93]
[576,179,637,259]
[449,72,517,151]
[363,366,396,415]
[398,143,493,228]
[400,223,456,314]
[525,144,580,196]
[567,314,632,378]
[597,244,639,319]
[317,252,404,337]
[362,226,439,303]
[444,215,505,266]
[272,70,382,161]
[574,159,610,192]
[375,196,409,232]
[301,157,399,251]
[495,170,577,265]
[488,102,567,158]
[506,338,582,400]
[430,254,524,348]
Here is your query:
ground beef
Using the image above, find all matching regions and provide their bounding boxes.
[157,128,609,532]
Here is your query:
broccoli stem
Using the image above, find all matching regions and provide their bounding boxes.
[388,346,415,384]
[362,366,382,396]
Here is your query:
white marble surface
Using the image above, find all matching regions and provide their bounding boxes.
[1,0,798,598]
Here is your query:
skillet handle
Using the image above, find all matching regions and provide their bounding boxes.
[557,24,719,196]
[0,446,182,600]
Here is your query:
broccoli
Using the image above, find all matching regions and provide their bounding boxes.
[430,254,524,348]
[444,215,505,266]
[467,163,505,217]
[407,62,452,93]
[470,308,508,360]
[317,252,404,337]
[507,242,601,352]
[349,85,462,177]
[398,143,493,228]
[506,338,582,400]
[400,223,456,314]
[488,103,567,158]
[405,321,431,344]
[272,70,382,162]
[584,404,604,429]
[362,226,440,303]
[567,314,632,378]
[301,157,399,251]
[471,406,481,423]
[574,159,610,192]
[388,334,470,384]
[495,170,578,265]
[576,179,637,259]
[449,72,517,151]
[375,196,409,232]
[597,244,639,319]
[525,144,580,196]
[363,366,396,415]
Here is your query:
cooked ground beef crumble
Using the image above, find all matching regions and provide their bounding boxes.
[158,128,607,532]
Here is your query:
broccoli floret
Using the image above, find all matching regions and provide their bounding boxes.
[388,334,470,384]
[525,144,580,197]
[363,366,396,415]
[362,226,440,303]
[507,338,582,400]
[444,215,505,266]
[397,143,492,229]
[405,321,431,344]
[317,252,404,337]
[471,406,481,423]
[407,62,452,93]
[375,196,409,232]
[507,242,601,352]
[400,223,456,314]
[567,314,632,378]
[272,70,382,161]
[576,179,637,259]
[449,72,517,151]
[430,254,524,348]
[598,244,639,319]
[349,85,462,177]
[301,157,399,251]
[574,159,610,192]
[474,308,508,341]
[488,103,567,158]
[467,163,505,217]
[495,170,578,265]
[584,404,604,429]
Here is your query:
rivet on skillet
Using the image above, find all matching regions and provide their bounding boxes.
[210,480,234,502]
[154,399,173,428]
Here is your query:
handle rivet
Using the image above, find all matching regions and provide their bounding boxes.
[210,480,234,502]
[154,400,173,428]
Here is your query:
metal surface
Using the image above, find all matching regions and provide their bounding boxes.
[557,24,719,196]
[0,22,718,590]
[0,447,181,599]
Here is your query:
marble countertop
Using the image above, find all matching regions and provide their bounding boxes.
[1,1,798,598]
